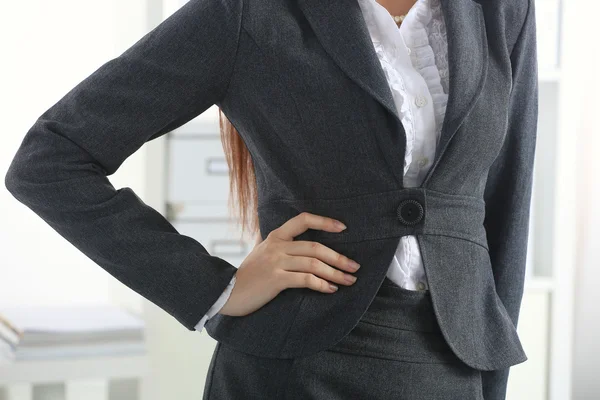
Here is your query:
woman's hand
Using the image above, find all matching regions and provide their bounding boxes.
[218,212,361,317]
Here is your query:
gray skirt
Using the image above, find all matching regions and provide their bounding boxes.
[203,277,484,399]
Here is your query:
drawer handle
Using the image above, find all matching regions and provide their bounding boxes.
[206,157,229,175]
[211,240,247,257]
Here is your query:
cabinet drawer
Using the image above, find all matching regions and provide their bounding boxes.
[170,106,221,138]
[167,136,230,208]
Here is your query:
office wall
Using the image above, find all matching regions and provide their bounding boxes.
[572,11,600,398]
[0,1,147,311]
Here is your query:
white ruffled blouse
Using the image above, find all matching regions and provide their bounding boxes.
[356,0,449,292]
[195,0,450,332]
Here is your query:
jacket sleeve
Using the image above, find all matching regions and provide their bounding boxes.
[480,0,539,398]
[195,273,237,333]
[4,0,244,331]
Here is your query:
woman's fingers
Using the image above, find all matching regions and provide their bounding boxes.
[283,240,360,274]
[280,255,358,287]
[219,212,358,317]
[265,211,360,293]
[270,212,347,241]
[280,270,340,293]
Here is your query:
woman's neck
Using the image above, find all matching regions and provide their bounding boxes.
[375,0,418,17]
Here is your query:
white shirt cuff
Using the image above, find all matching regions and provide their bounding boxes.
[194,273,237,333]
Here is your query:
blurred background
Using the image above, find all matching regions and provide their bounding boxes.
[0,0,598,399]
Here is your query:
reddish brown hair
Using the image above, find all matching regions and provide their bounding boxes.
[218,109,259,242]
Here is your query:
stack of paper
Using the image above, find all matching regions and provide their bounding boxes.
[0,305,145,364]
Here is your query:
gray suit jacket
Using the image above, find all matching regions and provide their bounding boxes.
[5,0,538,398]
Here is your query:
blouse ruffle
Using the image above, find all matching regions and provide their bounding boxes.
[356,0,449,291]
[358,0,449,171]
[404,0,449,142]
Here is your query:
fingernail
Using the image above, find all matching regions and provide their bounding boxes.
[329,283,338,292]
[348,260,361,271]
[344,274,357,284]
[335,221,347,230]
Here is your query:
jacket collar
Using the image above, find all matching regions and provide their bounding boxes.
[297,0,488,187]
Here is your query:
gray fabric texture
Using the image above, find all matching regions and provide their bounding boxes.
[203,278,485,399]
[4,0,538,398]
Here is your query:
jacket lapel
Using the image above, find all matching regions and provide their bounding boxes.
[297,0,400,121]
[424,0,489,185]
[297,0,488,188]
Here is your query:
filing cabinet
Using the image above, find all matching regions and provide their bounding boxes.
[166,106,254,268]
[173,221,251,270]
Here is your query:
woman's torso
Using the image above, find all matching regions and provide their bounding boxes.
[356,0,449,291]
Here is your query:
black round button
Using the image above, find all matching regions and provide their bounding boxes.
[396,199,424,225]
